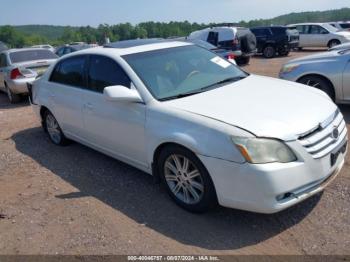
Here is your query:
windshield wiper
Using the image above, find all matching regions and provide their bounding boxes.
[199,75,248,91]
[159,90,204,101]
[159,75,248,101]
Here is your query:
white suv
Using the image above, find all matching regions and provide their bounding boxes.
[30,39,347,214]
[290,23,350,48]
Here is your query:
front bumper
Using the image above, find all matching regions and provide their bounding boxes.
[6,77,35,95]
[198,139,347,214]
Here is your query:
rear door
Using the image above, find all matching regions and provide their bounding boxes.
[296,25,311,47]
[48,55,87,137]
[81,55,147,167]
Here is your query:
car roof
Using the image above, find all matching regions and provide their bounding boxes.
[251,26,287,29]
[104,38,168,48]
[65,39,192,57]
[2,47,49,54]
[289,22,329,26]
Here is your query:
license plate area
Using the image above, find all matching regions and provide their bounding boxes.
[330,142,347,167]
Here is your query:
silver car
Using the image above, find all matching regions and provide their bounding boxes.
[279,48,350,103]
[0,48,57,103]
[290,23,350,49]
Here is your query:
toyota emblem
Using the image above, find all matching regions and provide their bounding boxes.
[331,127,339,140]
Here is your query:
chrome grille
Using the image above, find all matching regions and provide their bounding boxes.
[298,110,347,159]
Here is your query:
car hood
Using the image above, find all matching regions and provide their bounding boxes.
[335,31,350,37]
[287,50,340,64]
[163,75,337,141]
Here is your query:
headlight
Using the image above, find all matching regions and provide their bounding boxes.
[280,64,299,74]
[231,137,297,164]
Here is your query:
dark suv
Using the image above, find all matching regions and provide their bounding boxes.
[250,26,299,58]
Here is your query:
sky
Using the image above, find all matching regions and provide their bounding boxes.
[0,0,349,26]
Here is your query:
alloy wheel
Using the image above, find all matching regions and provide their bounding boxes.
[46,114,62,144]
[164,154,204,205]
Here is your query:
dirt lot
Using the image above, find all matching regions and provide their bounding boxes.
[0,50,350,255]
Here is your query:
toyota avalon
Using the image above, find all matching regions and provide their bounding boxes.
[29,39,347,213]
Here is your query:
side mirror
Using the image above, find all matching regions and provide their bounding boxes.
[104,85,143,103]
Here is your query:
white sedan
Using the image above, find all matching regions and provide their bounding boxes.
[29,39,347,213]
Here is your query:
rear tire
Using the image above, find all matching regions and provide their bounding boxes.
[235,56,250,66]
[43,110,70,146]
[158,145,218,213]
[328,39,341,49]
[298,75,335,101]
[5,84,21,104]
[263,45,275,58]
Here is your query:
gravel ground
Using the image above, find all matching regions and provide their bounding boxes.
[0,50,349,255]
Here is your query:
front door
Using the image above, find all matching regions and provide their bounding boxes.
[81,55,147,167]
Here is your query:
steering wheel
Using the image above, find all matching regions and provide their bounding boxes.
[186,70,200,80]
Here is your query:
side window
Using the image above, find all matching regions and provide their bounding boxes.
[56,48,64,57]
[50,56,86,87]
[63,47,72,55]
[310,25,328,34]
[207,31,219,46]
[263,29,271,36]
[296,25,308,34]
[88,55,131,93]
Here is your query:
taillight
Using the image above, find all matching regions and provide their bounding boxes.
[10,68,23,79]
[226,53,235,60]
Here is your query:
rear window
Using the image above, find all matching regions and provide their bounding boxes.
[9,50,57,64]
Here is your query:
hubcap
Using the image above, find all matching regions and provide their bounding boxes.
[46,114,61,144]
[305,79,321,88]
[330,41,339,48]
[265,47,274,57]
[164,154,204,205]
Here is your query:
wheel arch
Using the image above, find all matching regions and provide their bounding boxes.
[151,141,202,182]
[297,73,336,100]
[327,39,341,48]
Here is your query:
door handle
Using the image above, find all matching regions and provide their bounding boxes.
[84,103,93,110]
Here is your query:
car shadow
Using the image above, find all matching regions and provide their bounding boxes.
[0,92,29,109]
[12,127,322,250]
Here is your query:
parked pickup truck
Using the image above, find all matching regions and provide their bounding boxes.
[250,26,299,58]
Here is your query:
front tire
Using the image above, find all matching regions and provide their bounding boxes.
[298,75,335,101]
[263,45,275,58]
[328,39,341,49]
[158,145,218,213]
[43,110,69,146]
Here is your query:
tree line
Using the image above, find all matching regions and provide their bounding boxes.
[1,7,350,48]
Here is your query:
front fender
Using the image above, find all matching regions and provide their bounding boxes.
[146,106,251,166]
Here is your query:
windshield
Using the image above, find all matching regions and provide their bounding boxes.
[323,23,338,32]
[123,45,247,100]
[188,39,217,50]
[10,49,57,64]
